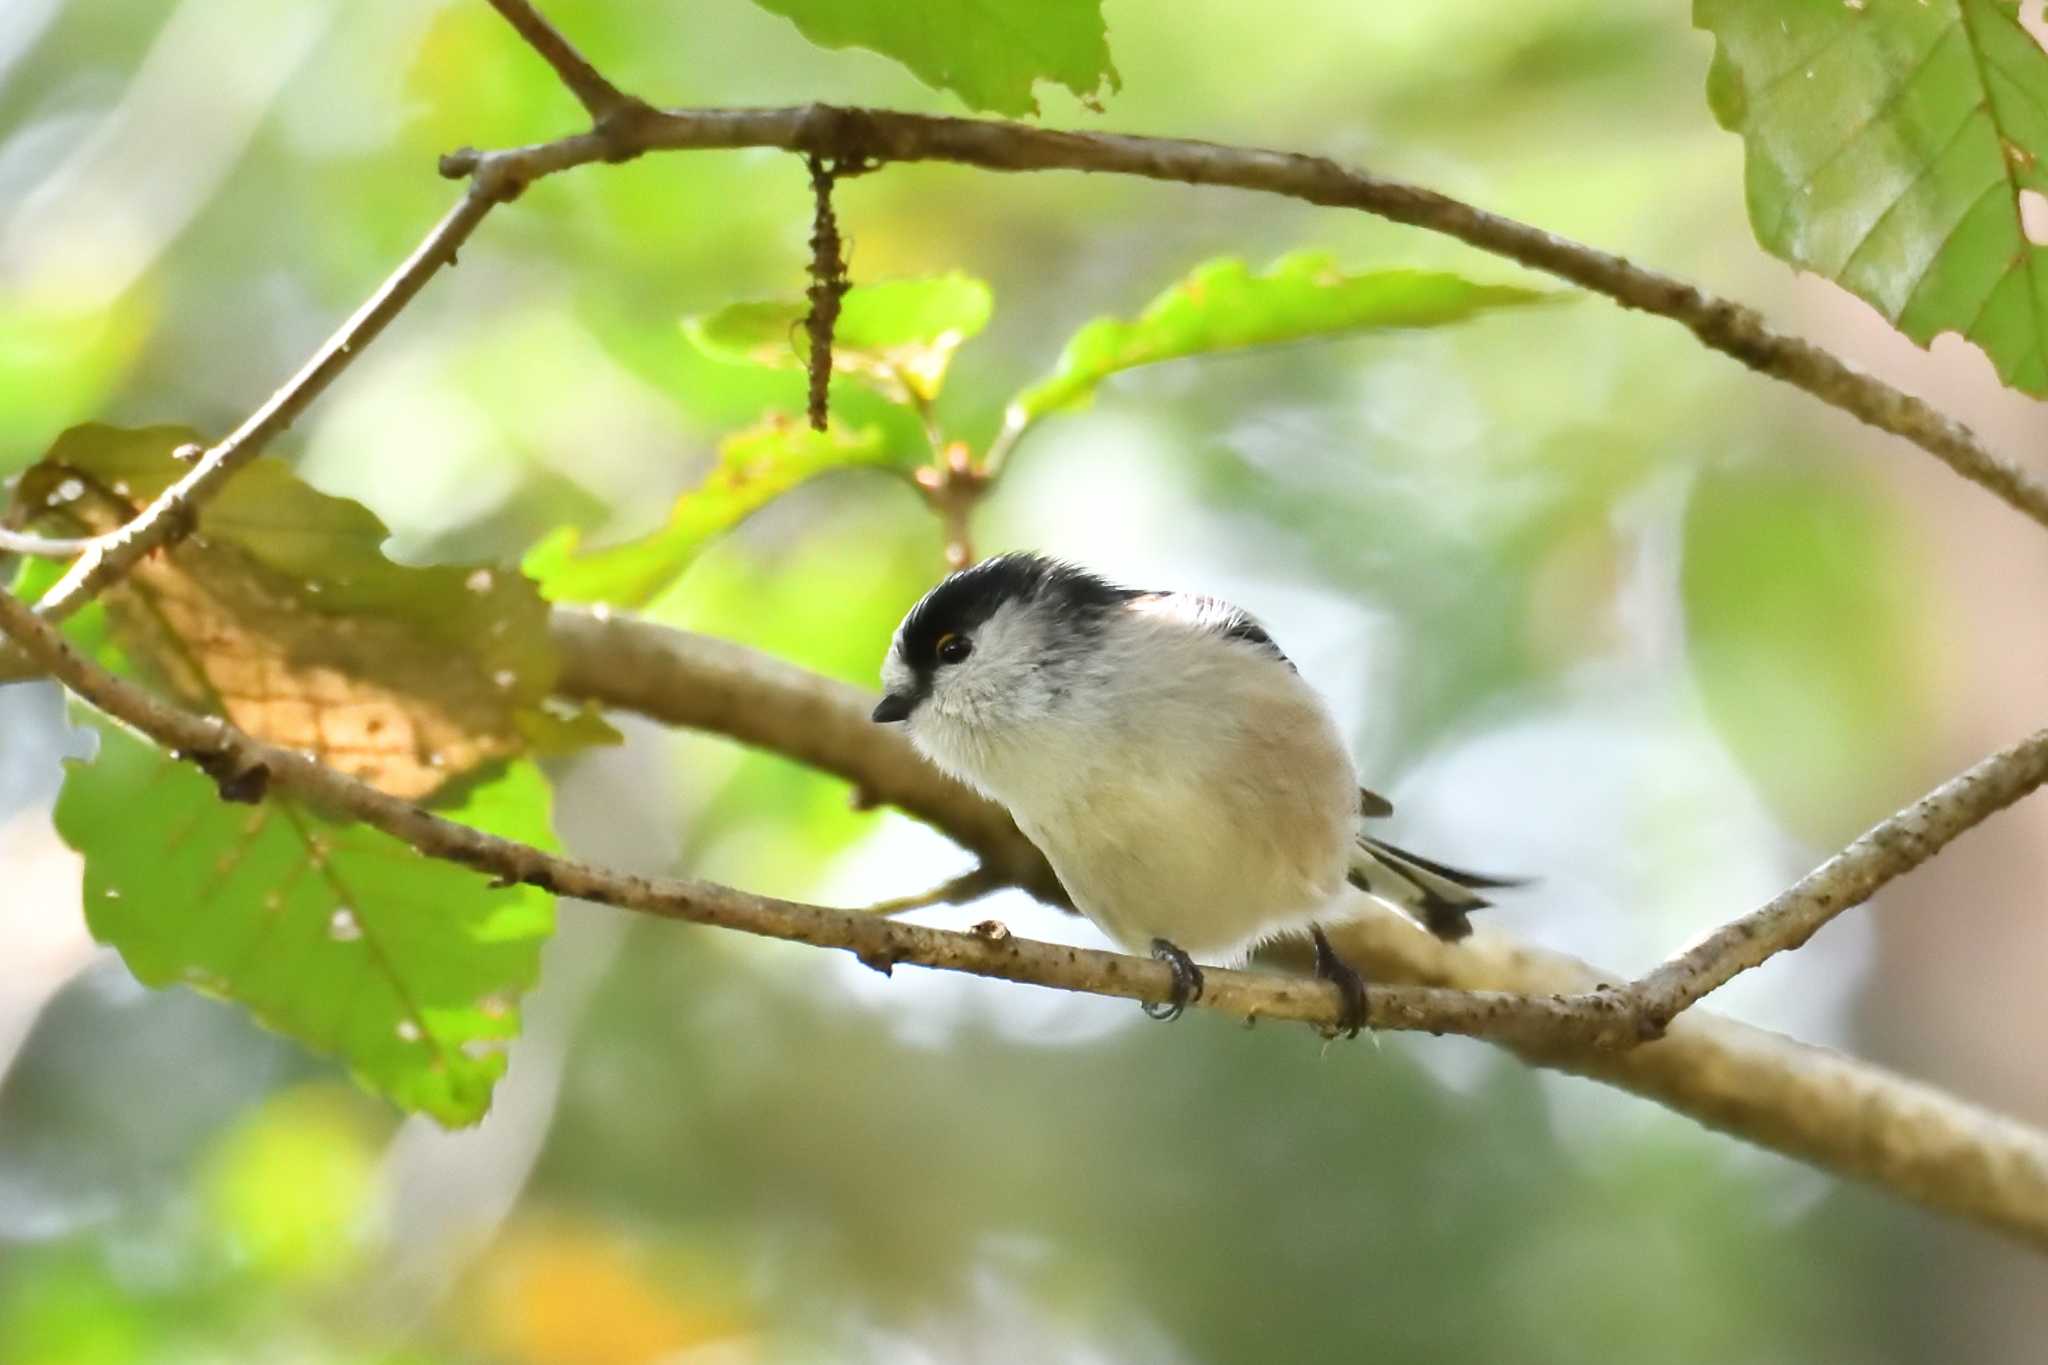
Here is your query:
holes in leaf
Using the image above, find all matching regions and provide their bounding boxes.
[2021,189,2048,247]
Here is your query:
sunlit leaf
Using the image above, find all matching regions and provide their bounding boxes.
[57,710,555,1126]
[743,0,1116,116]
[1007,253,1555,429]
[10,424,613,800]
[524,415,894,606]
[1682,465,1936,841]
[1697,0,2048,394]
[685,274,994,403]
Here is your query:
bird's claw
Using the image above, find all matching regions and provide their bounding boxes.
[1311,924,1369,1040]
[1144,938,1204,1021]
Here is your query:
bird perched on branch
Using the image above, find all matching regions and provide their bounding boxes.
[872,553,1519,1035]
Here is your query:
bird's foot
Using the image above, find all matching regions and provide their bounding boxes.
[1311,924,1369,1040]
[1143,938,1205,1022]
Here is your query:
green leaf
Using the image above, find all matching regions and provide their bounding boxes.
[525,416,894,606]
[1682,465,1936,842]
[1697,0,2048,395]
[56,712,555,1126]
[685,274,994,403]
[743,0,1116,117]
[1007,253,1555,427]
[10,424,613,798]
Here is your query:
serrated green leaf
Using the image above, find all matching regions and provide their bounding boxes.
[1682,465,1935,842]
[9,424,607,798]
[1007,253,1555,427]
[744,0,1116,117]
[1697,0,2048,394]
[685,274,994,403]
[57,714,555,1126]
[525,416,893,606]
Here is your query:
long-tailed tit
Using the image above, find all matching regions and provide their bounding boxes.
[873,553,1518,1033]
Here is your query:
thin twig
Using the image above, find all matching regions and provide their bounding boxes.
[910,444,983,569]
[0,584,1626,1050]
[860,864,1005,916]
[1618,731,2048,1035]
[21,82,2041,678]
[0,527,95,558]
[442,104,2048,532]
[980,407,1032,481]
[8,1,2046,1250]
[481,0,639,121]
[0,181,514,681]
[546,606,2048,1251]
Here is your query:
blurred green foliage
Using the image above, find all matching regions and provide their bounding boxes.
[0,0,2004,1360]
[1683,462,1938,843]
[199,1087,384,1284]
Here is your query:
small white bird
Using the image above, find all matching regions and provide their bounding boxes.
[872,553,1518,1032]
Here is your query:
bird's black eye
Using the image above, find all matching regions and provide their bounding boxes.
[935,632,972,665]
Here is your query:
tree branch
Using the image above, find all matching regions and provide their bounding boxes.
[545,605,2048,1251]
[0,527,94,558]
[13,597,2048,1244]
[481,0,641,122]
[0,180,517,685]
[0,584,1625,1053]
[437,103,2048,534]
[548,608,1066,905]
[10,0,2046,1250]
[1618,731,2048,1035]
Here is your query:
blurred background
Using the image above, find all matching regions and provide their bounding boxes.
[4,0,2048,1360]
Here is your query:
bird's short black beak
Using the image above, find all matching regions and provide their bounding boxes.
[871,692,915,724]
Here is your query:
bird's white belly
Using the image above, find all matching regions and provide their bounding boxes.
[1016,779,1350,964]
[926,625,1361,965]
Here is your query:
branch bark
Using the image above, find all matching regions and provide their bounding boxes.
[21,27,2046,675]
[12,600,2048,1244]
[0,181,516,682]
[10,0,2048,1254]
[482,0,642,121]
[1619,731,2048,1034]
[0,528,93,558]
[441,103,2048,533]
[549,609,1064,905]
[545,605,2048,1251]
[0,585,1626,1052]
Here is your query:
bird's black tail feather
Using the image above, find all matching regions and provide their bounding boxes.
[1347,837,1528,941]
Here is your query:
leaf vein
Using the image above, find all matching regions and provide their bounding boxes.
[1836,105,1986,303]
[1768,20,1963,246]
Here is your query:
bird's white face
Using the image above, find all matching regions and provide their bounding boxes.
[874,555,1138,802]
[880,595,1075,793]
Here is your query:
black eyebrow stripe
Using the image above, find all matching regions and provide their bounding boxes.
[894,552,1135,678]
